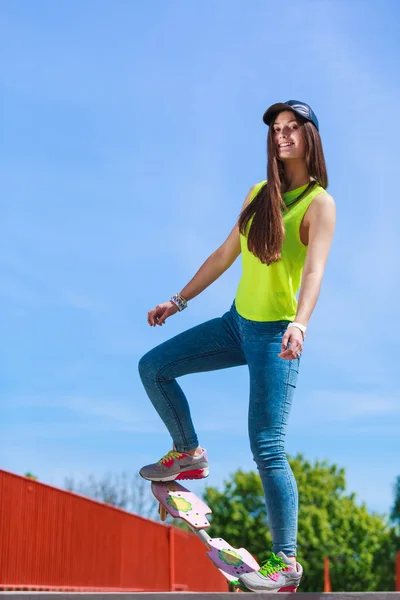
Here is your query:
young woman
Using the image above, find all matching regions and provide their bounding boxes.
[138,100,336,593]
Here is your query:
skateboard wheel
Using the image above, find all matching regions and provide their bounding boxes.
[159,503,168,521]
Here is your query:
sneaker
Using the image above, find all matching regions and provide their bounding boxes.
[139,448,209,482]
[238,551,303,593]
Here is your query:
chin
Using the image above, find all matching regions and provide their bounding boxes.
[279,153,302,161]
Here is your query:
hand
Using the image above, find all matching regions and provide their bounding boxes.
[278,327,303,360]
[147,301,179,327]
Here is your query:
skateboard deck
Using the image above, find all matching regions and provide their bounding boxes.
[151,480,260,587]
[151,480,211,528]
[206,537,260,581]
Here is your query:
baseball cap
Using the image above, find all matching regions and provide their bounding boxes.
[263,100,319,131]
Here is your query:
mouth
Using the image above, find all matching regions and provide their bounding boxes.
[278,142,294,150]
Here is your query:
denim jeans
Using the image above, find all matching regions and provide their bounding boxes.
[138,300,301,555]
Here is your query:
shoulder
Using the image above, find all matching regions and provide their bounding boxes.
[307,189,335,214]
[252,180,268,192]
[241,181,268,211]
[313,190,335,206]
[305,190,336,227]
[249,180,267,200]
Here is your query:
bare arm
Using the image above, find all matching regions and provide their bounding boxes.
[179,185,256,301]
[148,186,255,326]
[294,192,336,327]
[278,192,336,358]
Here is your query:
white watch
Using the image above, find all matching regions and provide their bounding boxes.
[287,322,307,338]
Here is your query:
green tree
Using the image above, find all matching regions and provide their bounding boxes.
[390,475,400,530]
[202,455,398,592]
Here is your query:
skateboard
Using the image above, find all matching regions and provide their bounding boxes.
[151,480,260,591]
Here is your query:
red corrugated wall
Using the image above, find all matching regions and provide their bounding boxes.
[0,470,227,592]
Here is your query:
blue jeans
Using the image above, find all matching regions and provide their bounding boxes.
[138,300,300,556]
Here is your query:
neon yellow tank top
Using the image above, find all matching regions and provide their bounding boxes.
[234,180,326,322]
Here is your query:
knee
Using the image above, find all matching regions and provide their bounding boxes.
[138,349,158,382]
[138,347,169,383]
[250,435,285,471]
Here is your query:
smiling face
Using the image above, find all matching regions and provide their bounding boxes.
[272,110,306,160]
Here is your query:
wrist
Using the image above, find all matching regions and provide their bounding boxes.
[287,321,307,339]
[171,292,188,311]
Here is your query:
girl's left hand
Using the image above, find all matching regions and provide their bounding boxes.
[278,327,303,360]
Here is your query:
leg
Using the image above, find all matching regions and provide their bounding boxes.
[138,309,246,452]
[246,333,300,556]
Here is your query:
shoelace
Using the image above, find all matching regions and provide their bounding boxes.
[158,450,184,464]
[259,552,286,576]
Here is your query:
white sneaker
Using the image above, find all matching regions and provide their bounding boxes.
[239,551,303,592]
[139,448,209,482]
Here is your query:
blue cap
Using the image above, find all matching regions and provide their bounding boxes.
[263,100,319,131]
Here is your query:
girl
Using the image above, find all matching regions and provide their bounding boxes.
[138,100,336,592]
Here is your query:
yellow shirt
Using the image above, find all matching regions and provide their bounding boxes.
[234,180,327,321]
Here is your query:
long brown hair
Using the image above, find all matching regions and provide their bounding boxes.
[238,114,328,265]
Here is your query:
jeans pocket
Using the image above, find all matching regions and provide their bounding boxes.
[250,320,289,336]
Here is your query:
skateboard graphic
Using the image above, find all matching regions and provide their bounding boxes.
[151,480,260,590]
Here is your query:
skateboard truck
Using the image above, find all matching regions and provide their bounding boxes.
[151,480,260,588]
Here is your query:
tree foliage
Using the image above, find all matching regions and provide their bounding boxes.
[202,454,398,592]
[390,475,400,530]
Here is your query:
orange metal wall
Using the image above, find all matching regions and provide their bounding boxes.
[0,470,227,592]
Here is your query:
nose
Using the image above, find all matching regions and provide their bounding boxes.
[279,125,291,137]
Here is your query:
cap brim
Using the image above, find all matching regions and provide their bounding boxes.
[262,103,291,126]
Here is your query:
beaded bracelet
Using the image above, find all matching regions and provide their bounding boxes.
[170,293,188,311]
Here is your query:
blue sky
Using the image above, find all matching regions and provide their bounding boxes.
[1,0,399,522]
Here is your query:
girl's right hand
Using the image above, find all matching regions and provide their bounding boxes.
[147,301,179,327]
